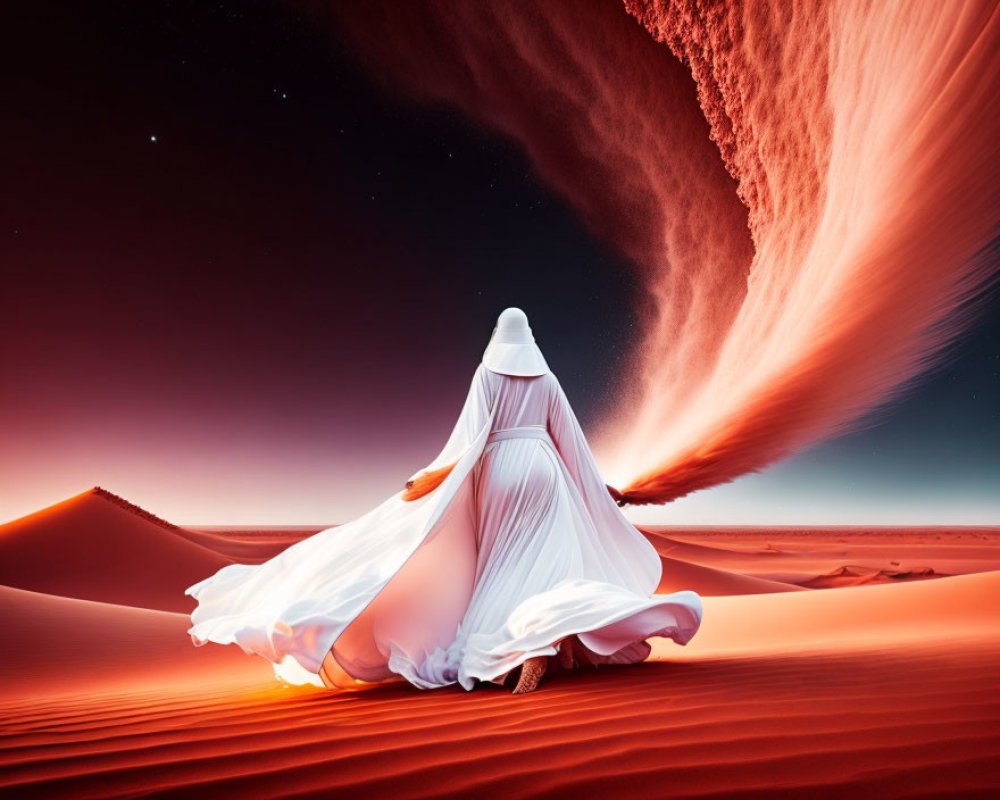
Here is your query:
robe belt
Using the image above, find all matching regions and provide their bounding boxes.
[486,425,551,444]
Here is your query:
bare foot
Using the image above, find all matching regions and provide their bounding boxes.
[511,656,548,694]
[557,635,596,671]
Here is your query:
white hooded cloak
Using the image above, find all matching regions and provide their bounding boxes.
[185,308,703,690]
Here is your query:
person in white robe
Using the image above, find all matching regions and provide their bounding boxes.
[185,307,703,693]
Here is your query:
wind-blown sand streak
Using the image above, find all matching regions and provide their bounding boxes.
[321,0,1000,503]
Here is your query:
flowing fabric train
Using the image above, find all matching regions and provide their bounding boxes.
[185,363,703,689]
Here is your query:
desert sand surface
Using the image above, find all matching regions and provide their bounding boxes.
[176,526,320,563]
[1,489,998,797]
[644,525,1000,588]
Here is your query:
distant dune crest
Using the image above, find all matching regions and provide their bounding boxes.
[0,487,232,613]
[90,486,181,532]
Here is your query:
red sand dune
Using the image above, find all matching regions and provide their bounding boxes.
[798,564,940,588]
[0,571,997,797]
[0,488,234,613]
[657,554,805,596]
[0,584,273,701]
[2,492,998,795]
[643,526,1000,588]
[174,526,320,563]
[656,569,1000,661]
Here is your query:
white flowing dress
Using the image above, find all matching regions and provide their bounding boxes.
[185,363,703,690]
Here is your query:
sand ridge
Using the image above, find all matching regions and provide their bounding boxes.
[1,490,998,796]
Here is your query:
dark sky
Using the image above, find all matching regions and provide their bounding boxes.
[1,0,997,524]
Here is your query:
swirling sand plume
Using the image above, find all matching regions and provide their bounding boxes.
[320,0,1000,505]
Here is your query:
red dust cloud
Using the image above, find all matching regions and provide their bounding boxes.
[322,0,1000,503]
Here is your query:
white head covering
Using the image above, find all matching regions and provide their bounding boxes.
[482,307,550,377]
